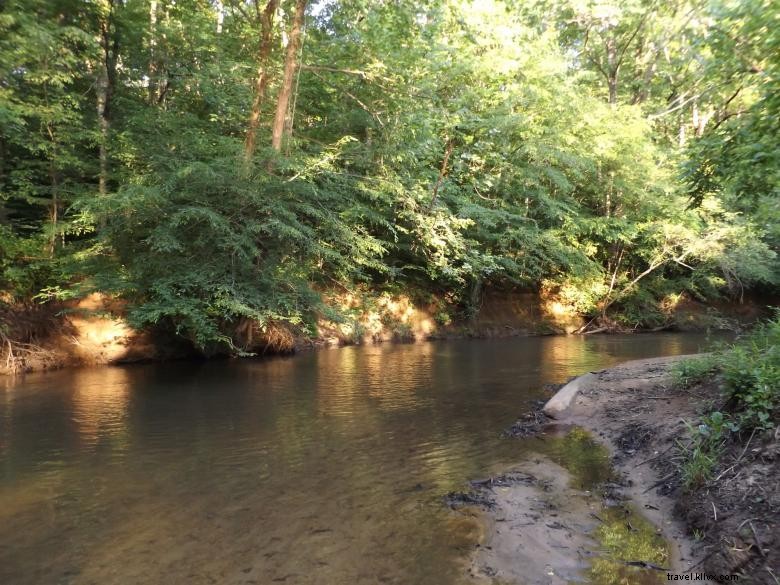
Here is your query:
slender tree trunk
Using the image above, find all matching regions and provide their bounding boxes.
[243,0,279,162]
[146,2,170,106]
[45,122,59,255]
[271,0,307,152]
[469,278,482,320]
[48,157,58,256]
[631,48,657,105]
[602,246,624,318]
[98,1,118,197]
[42,73,58,255]
[0,138,6,210]
[148,0,158,104]
[607,75,617,106]
[696,109,711,136]
[215,0,224,33]
[605,37,618,106]
[429,138,454,209]
[96,68,109,197]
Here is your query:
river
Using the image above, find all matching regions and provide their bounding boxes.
[0,333,716,585]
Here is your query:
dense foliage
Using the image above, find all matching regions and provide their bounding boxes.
[1,0,777,350]
[673,312,779,487]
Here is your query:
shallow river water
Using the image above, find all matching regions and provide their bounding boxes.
[0,333,716,585]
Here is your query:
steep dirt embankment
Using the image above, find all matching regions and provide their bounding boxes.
[1,288,770,376]
[313,288,584,346]
[1,289,583,375]
[0,294,166,375]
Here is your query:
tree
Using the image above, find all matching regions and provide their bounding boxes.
[271,0,307,152]
[243,0,279,162]
[96,0,120,197]
[0,0,776,350]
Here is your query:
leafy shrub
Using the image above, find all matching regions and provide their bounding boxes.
[671,354,719,388]
[721,317,780,430]
[433,310,453,327]
[676,314,779,489]
[678,411,737,488]
[675,313,779,431]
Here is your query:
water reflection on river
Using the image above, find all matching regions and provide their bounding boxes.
[0,333,715,585]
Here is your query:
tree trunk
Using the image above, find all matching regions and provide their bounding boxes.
[429,138,454,209]
[147,1,170,106]
[48,156,58,256]
[0,138,5,209]
[98,1,119,197]
[605,37,618,106]
[243,0,279,162]
[271,0,306,152]
[215,0,224,33]
[631,47,657,105]
[607,75,618,106]
[696,109,711,136]
[468,278,482,321]
[148,0,158,104]
[42,71,59,255]
[96,68,109,197]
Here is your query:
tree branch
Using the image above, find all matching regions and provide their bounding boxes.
[587,55,610,81]
[615,14,647,70]
[308,70,384,126]
[300,65,370,79]
[429,138,454,210]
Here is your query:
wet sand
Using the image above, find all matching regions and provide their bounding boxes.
[459,355,703,584]
[466,459,603,584]
[566,355,701,572]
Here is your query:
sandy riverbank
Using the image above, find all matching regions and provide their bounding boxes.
[455,355,778,584]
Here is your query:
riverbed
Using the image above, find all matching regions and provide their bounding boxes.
[0,334,717,585]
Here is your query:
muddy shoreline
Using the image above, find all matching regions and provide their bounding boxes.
[459,355,778,584]
[567,356,700,575]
